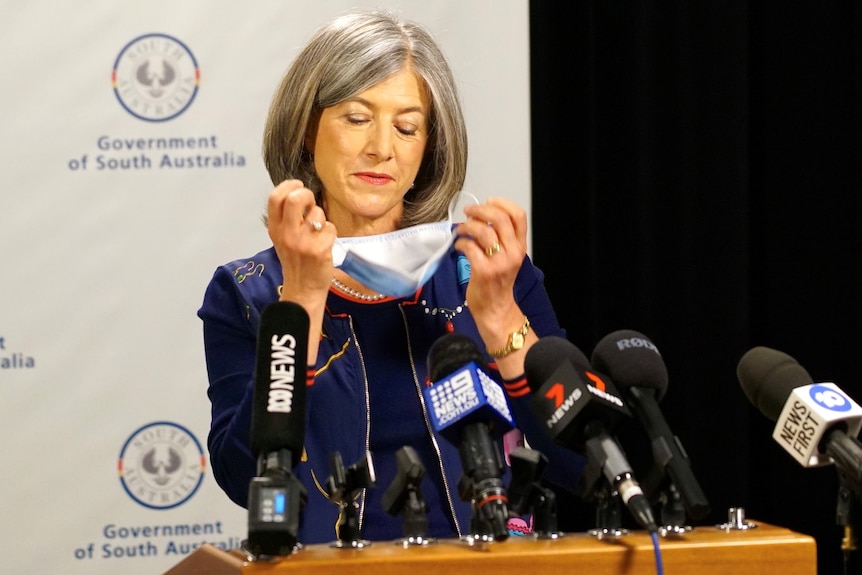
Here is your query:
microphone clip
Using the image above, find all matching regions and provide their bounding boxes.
[381,446,435,546]
[245,448,308,559]
[326,450,376,549]
[507,447,563,539]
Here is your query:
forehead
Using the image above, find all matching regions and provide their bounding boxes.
[349,67,430,111]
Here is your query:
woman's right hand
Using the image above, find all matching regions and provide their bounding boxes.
[266,180,334,351]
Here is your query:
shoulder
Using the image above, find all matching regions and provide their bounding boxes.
[219,247,281,287]
[198,246,282,325]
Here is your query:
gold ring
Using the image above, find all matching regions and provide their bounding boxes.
[486,242,501,256]
[309,219,323,232]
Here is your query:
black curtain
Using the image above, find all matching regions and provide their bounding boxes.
[529,2,862,573]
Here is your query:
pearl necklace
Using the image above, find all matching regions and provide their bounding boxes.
[330,278,387,301]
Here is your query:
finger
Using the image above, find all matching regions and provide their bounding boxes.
[465,200,527,257]
[454,235,481,259]
[267,179,305,225]
[285,187,317,222]
[457,207,511,257]
[486,197,528,248]
[485,241,502,257]
[303,204,329,233]
[457,220,498,253]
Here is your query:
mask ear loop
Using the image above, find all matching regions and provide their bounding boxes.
[448,191,481,222]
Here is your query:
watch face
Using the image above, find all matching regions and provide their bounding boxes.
[512,332,525,350]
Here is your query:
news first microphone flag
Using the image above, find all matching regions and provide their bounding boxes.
[773,383,862,467]
[0,2,531,574]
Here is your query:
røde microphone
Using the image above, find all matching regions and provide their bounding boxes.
[525,336,658,532]
[246,301,310,557]
[737,346,862,485]
[423,333,514,541]
[591,329,711,522]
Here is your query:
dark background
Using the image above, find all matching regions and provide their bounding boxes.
[529,2,862,573]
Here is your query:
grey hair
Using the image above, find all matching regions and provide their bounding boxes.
[262,8,468,227]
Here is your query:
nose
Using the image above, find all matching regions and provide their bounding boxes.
[365,123,394,161]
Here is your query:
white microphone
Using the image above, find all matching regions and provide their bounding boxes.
[737,346,862,471]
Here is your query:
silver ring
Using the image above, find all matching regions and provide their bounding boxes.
[309,219,323,232]
[486,242,501,256]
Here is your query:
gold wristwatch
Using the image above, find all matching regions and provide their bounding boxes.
[488,316,530,358]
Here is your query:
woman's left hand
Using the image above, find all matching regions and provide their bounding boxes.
[455,198,533,370]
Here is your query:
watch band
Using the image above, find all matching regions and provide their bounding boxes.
[488,315,531,359]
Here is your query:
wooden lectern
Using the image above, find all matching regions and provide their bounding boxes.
[163,521,816,575]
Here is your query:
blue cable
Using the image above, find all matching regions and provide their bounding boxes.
[650,530,664,575]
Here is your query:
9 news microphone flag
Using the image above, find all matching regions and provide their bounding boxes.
[423,333,514,541]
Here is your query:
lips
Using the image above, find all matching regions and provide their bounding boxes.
[354,172,394,185]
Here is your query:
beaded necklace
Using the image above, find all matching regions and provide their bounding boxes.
[330,277,387,302]
[421,299,467,332]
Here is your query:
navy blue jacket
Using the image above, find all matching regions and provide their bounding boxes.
[198,245,585,544]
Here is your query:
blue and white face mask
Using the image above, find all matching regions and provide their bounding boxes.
[332,220,455,298]
[331,194,476,298]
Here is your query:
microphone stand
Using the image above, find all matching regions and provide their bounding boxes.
[456,424,511,543]
[507,447,563,539]
[381,446,435,546]
[458,474,498,542]
[578,442,628,538]
[326,451,376,549]
[588,485,627,537]
[640,464,691,534]
[836,476,862,574]
[657,483,690,534]
[826,432,862,574]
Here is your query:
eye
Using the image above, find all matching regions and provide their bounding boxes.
[346,114,370,125]
[396,124,418,136]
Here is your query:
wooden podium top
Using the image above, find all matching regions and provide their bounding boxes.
[238,520,817,575]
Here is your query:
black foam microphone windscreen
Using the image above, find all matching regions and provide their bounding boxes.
[250,301,310,467]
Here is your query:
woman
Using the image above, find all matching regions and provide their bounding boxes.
[199,8,584,546]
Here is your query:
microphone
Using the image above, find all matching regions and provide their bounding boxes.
[246,301,310,557]
[525,336,658,532]
[737,346,862,487]
[423,333,514,541]
[591,329,711,522]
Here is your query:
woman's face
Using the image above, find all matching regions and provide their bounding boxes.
[308,66,430,233]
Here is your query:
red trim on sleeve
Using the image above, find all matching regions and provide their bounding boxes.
[502,373,530,398]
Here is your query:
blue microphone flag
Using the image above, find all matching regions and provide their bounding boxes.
[423,361,515,442]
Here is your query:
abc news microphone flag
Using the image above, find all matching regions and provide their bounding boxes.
[0,2,531,574]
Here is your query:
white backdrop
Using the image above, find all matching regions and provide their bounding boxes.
[0,1,530,573]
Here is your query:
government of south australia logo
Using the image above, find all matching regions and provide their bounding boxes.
[118,421,206,509]
[112,33,200,122]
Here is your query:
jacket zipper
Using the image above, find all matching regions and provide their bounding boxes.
[399,304,462,537]
[345,314,372,532]
[343,308,462,538]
